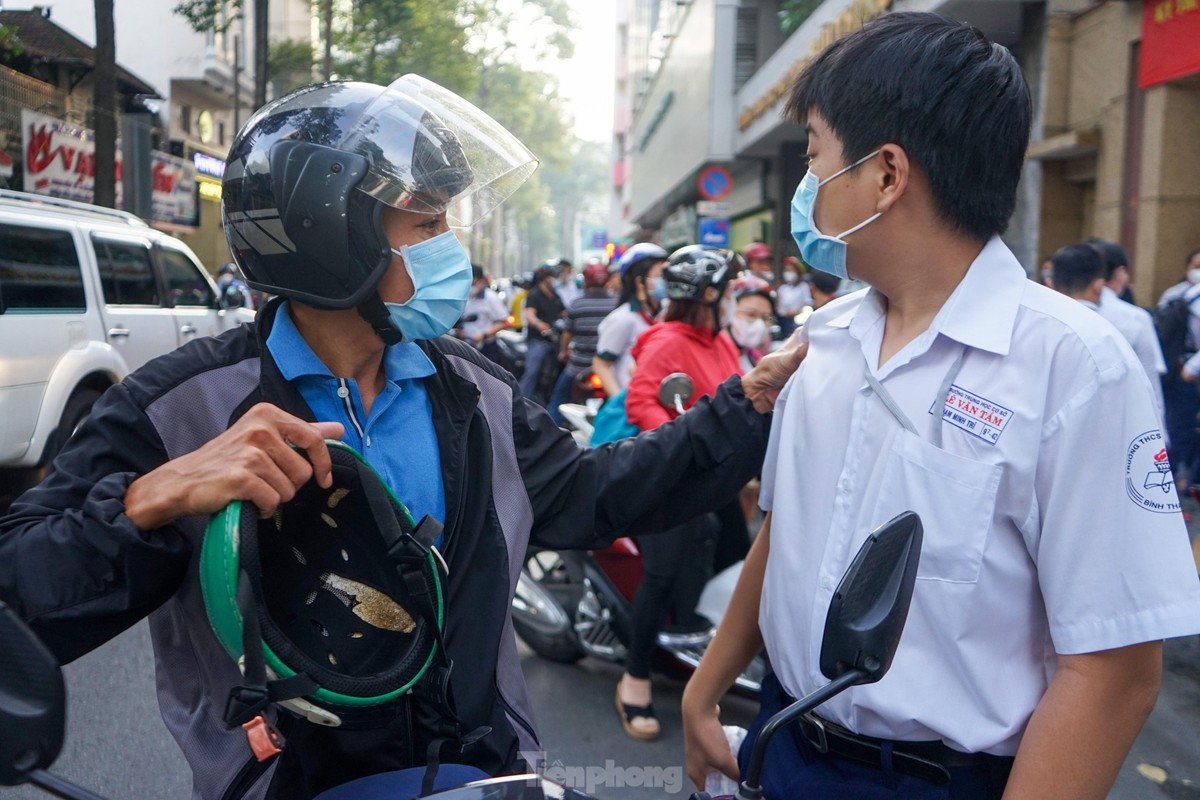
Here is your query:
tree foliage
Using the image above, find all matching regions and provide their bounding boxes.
[333,0,480,96]
[173,0,239,35]
[268,38,314,96]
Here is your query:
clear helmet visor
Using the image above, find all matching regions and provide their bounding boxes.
[339,74,539,227]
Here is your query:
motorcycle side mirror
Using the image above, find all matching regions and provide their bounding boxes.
[735,511,923,800]
[0,601,106,799]
[658,373,694,414]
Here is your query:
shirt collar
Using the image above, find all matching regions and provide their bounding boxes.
[267,302,436,384]
[831,236,1026,357]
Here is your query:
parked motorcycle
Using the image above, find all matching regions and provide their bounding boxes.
[513,373,766,694]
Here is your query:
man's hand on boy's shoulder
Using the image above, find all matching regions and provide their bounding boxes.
[123,404,344,531]
[742,332,808,414]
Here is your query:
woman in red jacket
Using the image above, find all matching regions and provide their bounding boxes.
[617,245,744,740]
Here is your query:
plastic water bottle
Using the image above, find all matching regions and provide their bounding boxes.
[704,725,748,797]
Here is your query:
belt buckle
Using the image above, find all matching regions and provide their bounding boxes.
[801,712,829,754]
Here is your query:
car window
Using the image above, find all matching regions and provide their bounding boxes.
[157,247,215,308]
[94,237,160,306]
[0,223,85,314]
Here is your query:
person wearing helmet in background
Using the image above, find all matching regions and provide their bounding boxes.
[0,76,806,800]
[520,260,566,402]
[591,243,670,399]
[555,257,581,308]
[461,264,508,364]
[545,260,617,426]
[774,255,811,336]
[616,246,746,742]
[742,242,775,284]
[726,275,777,373]
[217,262,257,309]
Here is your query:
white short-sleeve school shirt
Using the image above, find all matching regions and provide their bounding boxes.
[760,237,1200,757]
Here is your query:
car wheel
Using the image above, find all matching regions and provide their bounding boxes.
[41,388,103,477]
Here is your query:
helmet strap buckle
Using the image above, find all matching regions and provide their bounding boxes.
[241,714,285,762]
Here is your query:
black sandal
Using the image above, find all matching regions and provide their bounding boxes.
[615,685,660,741]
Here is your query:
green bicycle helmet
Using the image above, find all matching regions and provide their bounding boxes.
[200,441,447,733]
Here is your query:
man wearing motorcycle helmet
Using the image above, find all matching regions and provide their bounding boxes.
[521,260,567,402]
[0,75,804,800]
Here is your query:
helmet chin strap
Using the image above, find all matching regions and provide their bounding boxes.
[358,294,404,346]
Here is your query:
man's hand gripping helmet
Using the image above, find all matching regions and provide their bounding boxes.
[200,442,453,756]
[221,75,537,342]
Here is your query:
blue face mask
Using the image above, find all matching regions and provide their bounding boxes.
[647,275,667,301]
[385,230,472,343]
[789,149,882,279]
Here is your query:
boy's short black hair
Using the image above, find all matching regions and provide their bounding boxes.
[471,263,485,281]
[1085,238,1129,282]
[1051,244,1105,295]
[785,12,1031,242]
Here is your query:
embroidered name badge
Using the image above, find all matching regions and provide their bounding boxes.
[1124,430,1180,514]
[928,385,1012,445]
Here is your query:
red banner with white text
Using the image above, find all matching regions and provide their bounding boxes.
[1140,0,1200,88]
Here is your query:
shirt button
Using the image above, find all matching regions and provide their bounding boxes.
[820,575,832,590]
[839,477,850,491]
[336,386,350,398]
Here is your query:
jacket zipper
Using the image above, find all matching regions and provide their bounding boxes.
[494,679,539,745]
[219,753,272,800]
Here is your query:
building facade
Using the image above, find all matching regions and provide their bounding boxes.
[612,0,1200,302]
[37,0,313,271]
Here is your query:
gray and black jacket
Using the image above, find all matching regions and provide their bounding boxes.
[0,299,771,800]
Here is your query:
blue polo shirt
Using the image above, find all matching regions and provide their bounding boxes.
[266,303,446,535]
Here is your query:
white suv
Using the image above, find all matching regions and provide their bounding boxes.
[0,190,253,490]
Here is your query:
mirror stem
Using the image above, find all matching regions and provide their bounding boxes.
[27,769,109,800]
[737,668,867,800]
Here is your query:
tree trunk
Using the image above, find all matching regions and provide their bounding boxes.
[92,0,117,209]
[253,0,269,108]
[322,0,333,81]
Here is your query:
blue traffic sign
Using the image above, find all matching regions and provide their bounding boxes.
[697,217,730,247]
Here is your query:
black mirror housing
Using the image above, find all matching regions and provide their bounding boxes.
[0,601,66,786]
[819,511,923,685]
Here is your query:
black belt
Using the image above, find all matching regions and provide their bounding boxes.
[798,713,1000,787]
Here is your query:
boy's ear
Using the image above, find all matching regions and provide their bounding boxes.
[876,144,909,214]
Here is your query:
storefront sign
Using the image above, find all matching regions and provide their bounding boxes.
[21,110,197,226]
[1139,0,1200,88]
[738,0,891,131]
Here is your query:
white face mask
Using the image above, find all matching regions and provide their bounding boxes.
[782,271,799,285]
[1188,268,1200,285]
[730,317,769,350]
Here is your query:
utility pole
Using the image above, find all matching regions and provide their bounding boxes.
[322,0,333,80]
[253,0,268,108]
[92,0,117,208]
[233,33,241,133]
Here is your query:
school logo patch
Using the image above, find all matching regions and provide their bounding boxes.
[1125,430,1180,514]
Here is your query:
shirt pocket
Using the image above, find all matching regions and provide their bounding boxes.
[870,430,1001,584]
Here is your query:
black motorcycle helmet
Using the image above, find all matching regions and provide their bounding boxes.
[663,245,742,301]
[221,75,537,342]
